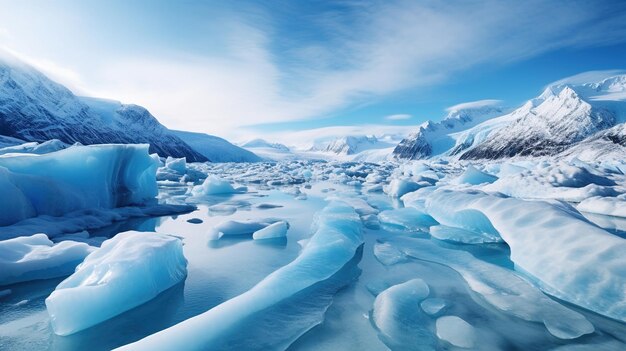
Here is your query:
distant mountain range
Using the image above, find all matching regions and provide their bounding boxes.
[0,54,255,162]
[394,75,626,160]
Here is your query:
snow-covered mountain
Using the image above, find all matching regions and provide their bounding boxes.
[172,130,261,163]
[319,135,393,155]
[393,101,505,159]
[241,138,290,152]
[0,55,207,161]
[394,75,626,160]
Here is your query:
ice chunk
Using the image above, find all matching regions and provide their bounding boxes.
[384,178,428,198]
[207,219,277,240]
[378,207,438,231]
[383,237,595,339]
[425,188,626,323]
[45,231,187,336]
[164,157,186,174]
[421,298,446,315]
[577,195,626,218]
[252,221,289,240]
[371,279,435,349]
[453,165,498,185]
[373,242,407,266]
[435,316,476,348]
[117,202,362,350]
[429,224,502,244]
[0,234,94,285]
[0,144,158,227]
[191,175,244,196]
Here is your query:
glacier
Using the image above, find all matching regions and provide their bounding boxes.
[45,231,187,336]
[0,144,158,227]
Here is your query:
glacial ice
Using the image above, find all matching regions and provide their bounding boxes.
[371,279,436,349]
[420,298,447,315]
[453,165,498,185]
[190,175,246,196]
[425,188,626,323]
[429,224,502,244]
[384,178,427,198]
[0,234,94,285]
[207,218,279,240]
[45,231,187,336]
[0,144,158,227]
[117,202,362,350]
[435,316,476,348]
[252,220,289,240]
[378,207,438,231]
[381,237,595,339]
[577,195,626,217]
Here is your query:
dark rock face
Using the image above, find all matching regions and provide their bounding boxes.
[0,60,207,162]
[393,134,432,160]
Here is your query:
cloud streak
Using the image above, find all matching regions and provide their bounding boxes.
[1,0,626,138]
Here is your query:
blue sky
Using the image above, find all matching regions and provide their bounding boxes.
[1,0,626,143]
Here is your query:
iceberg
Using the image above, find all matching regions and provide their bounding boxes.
[0,234,94,285]
[45,231,187,336]
[252,220,289,240]
[190,175,246,196]
[424,189,626,323]
[0,144,158,227]
[117,202,363,350]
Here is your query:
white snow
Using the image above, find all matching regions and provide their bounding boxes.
[45,231,187,336]
[0,234,94,285]
[577,195,626,217]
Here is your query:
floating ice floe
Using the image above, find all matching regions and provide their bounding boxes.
[0,234,95,286]
[0,144,158,227]
[207,218,279,240]
[424,188,626,323]
[45,231,187,336]
[435,316,476,348]
[190,175,247,196]
[378,207,438,231]
[117,202,362,350]
[380,237,595,339]
[252,220,289,240]
[372,279,436,349]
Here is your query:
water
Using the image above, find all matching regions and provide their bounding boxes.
[1,180,625,350]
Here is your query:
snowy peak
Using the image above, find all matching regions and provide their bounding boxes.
[0,55,207,162]
[241,138,290,151]
[322,135,389,155]
[393,101,505,160]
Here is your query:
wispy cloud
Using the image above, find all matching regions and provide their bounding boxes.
[1,0,626,137]
[385,114,412,120]
[446,100,503,112]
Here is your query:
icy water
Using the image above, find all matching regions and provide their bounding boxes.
[1,180,626,350]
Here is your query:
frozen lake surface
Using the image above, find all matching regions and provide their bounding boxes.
[1,159,626,350]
